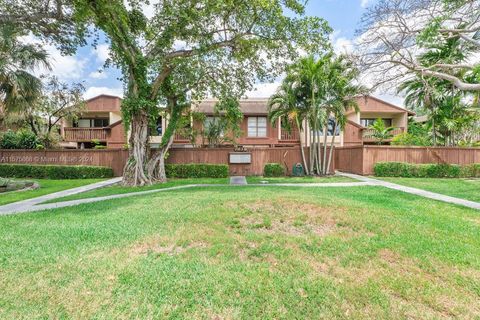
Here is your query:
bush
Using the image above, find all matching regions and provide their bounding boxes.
[264,163,285,177]
[391,132,430,146]
[374,162,477,178]
[0,164,113,179]
[0,130,40,149]
[0,130,19,149]
[165,163,228,178]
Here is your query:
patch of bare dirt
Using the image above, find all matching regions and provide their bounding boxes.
[228,200,345,237]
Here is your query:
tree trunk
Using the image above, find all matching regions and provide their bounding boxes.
[296,118,309,175]
[326,122,338,175]
[122,111,151,186]
[322,125,328,175]
[309,125,315,175]
[146,134,174,182]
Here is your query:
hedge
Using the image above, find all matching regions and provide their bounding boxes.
[264,163,285,177]
[0,164,114,179]
[374,162,480,178]
[165,163,228,178]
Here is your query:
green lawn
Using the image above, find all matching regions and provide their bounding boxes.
[43,178,229,204]
[246,175,357,184]
[378,177,480,202]
[1,186,479,318]
[0,179,105,206]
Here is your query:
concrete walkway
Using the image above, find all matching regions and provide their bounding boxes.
[230,176,247,185]
[0,177,122,215]
[338,172,480,210]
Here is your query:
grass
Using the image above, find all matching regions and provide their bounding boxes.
[246,175,357,184]
[43,178,229,204]
[1,185,479,318]
[377,177,480,202]
[0,179,105,206]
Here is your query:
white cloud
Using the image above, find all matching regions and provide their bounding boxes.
[245,82,281,98]
[19,34,87,80]
[92,44,110,63]
[333,37,354,55]
[88,71,108,79]
[84,86,123,99]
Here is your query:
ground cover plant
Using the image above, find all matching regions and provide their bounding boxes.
[0,185,479,318]
[377,177,480,203]
[0,179,104,206]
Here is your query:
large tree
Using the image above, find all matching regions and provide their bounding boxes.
[73,0,330,186]
[357,0,480,91]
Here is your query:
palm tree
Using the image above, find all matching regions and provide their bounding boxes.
[369,118,395,144]
[268,80,310,175]
[0,24,50,113]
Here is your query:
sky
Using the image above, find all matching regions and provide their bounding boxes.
[35,0,404,105]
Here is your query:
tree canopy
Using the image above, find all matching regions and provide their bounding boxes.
[72,0,331,185]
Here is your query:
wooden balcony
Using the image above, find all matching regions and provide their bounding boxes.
[173,132,190,143]
[362,127,404,142]
[63,127,109,142]
[280,128,300,142]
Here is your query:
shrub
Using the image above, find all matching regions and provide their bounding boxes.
[165,163,228,178]
[0,164,113,179]
[0,130,40,149]
[17,130,40,149]
[391,132,430,146]
[264,163,285,177]
[0,130,19,149]
[374,162,477,178]
[374,162,412,177]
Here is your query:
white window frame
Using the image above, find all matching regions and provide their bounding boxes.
[247,116,267,137]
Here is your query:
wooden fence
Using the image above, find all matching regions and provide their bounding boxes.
[0,149,129,176]
[1,145,478,177]
[167,147,307,176]
[335,145,480,175]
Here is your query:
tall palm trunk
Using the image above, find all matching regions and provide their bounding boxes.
[322,124,328,175]
[296,117,309,175]
[326,121,338,175]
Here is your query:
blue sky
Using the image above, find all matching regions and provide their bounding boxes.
[38,0,398,103]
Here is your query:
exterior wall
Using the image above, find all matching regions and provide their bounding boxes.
[107,121,126,149]
[85,95,121,112]
[343,122,364,146]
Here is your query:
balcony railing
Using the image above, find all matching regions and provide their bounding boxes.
[173,132,190,142]
[280,128,300,141]
[362,127,404,142]
[63,127,109,142]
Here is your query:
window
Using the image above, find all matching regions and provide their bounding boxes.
[248,117,267,137]
[318,118,341,136]
[154,116,163,136]
[74,118,109,128]
[360,118,392,127]
[328,119,341,136]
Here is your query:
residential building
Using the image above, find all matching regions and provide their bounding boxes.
[59,94,413,149]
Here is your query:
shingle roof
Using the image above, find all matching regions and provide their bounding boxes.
[193,99,270,115]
